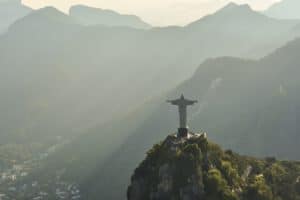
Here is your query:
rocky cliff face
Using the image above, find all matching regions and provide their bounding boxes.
[127,132,300,200]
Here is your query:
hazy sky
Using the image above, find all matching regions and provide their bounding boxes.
[22,0,281,26]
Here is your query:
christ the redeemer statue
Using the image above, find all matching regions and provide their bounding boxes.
[167,94,197,137]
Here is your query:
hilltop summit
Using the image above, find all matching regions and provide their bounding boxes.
[185,1,298,39]
[127,132,300,200]
[187,2,262,27]
[69,5,151,29]
[217,2,252,15]
[15,6,78,25]
[7,6,79,35]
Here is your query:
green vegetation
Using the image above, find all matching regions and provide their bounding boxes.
[128,135,300,200]
[204,168,238,200]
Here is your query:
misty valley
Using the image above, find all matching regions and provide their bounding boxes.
[0,0,300,199]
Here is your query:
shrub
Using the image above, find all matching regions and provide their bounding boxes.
[244,175,273,200]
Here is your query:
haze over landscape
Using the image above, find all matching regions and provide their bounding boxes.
[0,0,300,199]
[22,0,280,26]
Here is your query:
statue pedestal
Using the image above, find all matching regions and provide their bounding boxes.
[178,128,188,137]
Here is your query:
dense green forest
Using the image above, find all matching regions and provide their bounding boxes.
[128,133,300,200]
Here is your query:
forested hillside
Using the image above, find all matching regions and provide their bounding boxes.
[128,133,300,200]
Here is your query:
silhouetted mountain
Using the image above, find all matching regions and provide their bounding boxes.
[8,6,80,35]
[0,0,31,33]
[128,133,300,200]
[190,2,295,31]
[0,7,83,144]
[69,5,151,29]
[191,3,265,26]
[18,6,77,24]
[2,2,299,147]
[265,0,300,20]
[186,2,299,57]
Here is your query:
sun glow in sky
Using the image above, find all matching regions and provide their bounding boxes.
[22,0,281,26]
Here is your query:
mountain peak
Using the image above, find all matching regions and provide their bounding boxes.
[33,6,67,17]
[128,132,300,200]
[69,4,151,29]
[6,6,78,34]
[18,6,78,25]
[221,2,239,10]
[186,2,264,29]
[218,2,253,15]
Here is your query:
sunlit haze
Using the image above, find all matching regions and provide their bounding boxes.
[22,0,281,26]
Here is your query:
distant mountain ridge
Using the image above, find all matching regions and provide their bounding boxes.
[69,5,151,29]
[2,2,299,145]
[183,2,299,60]
[0,0,32,33]
[9,6,79,30]
[264,0,300,20]
[189,3,259,25]
[187,2,297,33]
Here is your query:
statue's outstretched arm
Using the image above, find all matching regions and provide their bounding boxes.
[186,99,198,105]
[167,99,180,105]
